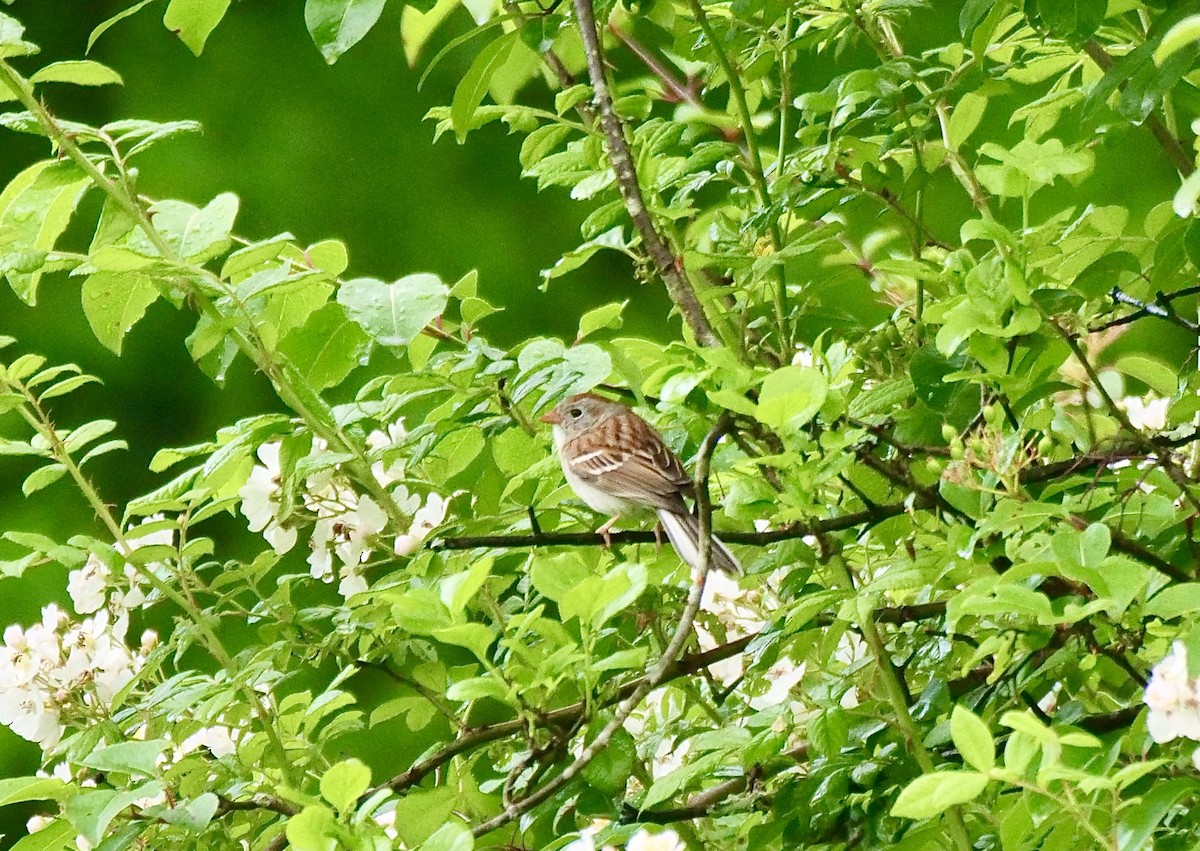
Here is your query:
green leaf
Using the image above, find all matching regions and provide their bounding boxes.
[1116,354,1178,397]
[1156,15,1200,65]
[0,160,91,305]
[891,770,988,819]
[82,272,160,355]
[0,776,68,806]
[756,366,828,430]
[391,787,459,846]
[1146,584,1200,620]
[950,706,994,772]
[947,92,987,150]
[320,758,371,815]
[432,623,496,661]
[338,274,448,348]
[284,804,338,851]
[151,193,239,261]
[89,0,160,52]
[279,302,369,391]
[22,463,66,496]
[10,818,76,850]
[66,783,163,845]
[577,300,627,341]
[1036,0,1105,42]
[304,0,387,64]
[583,726,636,794]
[451,33,517,142]
[163,0,231,55]
[440,557,493,614]
[530,552,592,604]
[80,739,170,778]
[421,822,473,851]
[1117,778,1197,850]
[31,60,123,87]
[151,792,219,832]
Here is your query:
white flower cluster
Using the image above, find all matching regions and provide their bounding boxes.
[564,821,684,851]
[66,514,172,618]
[239,422,449,598]
[1144,642,1200,762]
[0,604,151,751]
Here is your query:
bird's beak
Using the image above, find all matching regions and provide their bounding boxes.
[539,409,561,425]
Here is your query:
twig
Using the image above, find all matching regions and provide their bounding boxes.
[1083,41,1195,176]
[623,773,753,823]
[429,499,922,550]
[572,0,723,348]
[370,633,755,798]
[609,24,702,108]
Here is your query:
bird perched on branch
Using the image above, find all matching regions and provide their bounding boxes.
[541,393,742,575]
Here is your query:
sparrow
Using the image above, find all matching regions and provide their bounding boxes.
[540,393,742,575]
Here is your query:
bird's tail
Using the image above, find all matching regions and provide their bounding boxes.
[657,510,743,575]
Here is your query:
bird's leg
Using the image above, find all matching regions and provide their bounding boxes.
[597,515,621,547]
[653,520,664,556]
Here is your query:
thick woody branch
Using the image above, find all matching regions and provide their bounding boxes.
[571,0,723,348]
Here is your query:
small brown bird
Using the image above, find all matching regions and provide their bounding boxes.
[540,393,742,575]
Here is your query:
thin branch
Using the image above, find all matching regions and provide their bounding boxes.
[609,24,702,109]
[572,0,724,348]
[1083,40,1195,176]
[623,773,753,824]
[469,414,730,837]
[1092,286,1200,333]
[429,498,922,550]
[370,634,754,799]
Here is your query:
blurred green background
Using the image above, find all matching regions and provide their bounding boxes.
[0,2,659,841]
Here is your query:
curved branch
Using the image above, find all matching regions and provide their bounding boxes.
[469,414,731,837]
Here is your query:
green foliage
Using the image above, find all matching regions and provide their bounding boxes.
[4,1,1200,850]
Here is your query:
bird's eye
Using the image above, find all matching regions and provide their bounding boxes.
[569,408,583,419]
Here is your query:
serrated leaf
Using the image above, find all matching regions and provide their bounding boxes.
[82,272,160,355]
[337,274,448,348]
[279,302,369,391]
[30,60,122,87]
[22,463,67,496]
[320,758,371,814]
[163,0,231,55]
[891,770,988,819]
[0,160,91,304]
[305,0,387,64]
[451,33,517,142]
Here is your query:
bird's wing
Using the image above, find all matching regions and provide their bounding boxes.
[565,414,691,514]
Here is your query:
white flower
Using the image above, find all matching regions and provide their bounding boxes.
[1145,641,1200,743]
[67,555,109,615]
[240,443,298,555]
[564,819,616,851]
[176,725,239,759]
[394,493,449,555]
[26,814,53,833]
[749,657,807,711]
[1123,394,1169,431]
[338,568,369,599]
[626,828,685,851]
[0,684,62,748]
[367,420,408,486]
